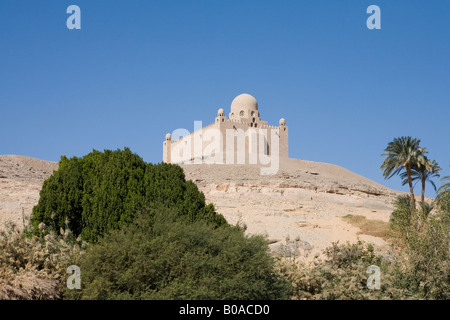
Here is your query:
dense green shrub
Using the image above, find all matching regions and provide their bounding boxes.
[388,197,449,299]
[397,209,449,299]
[31,148,226,243]
[389,195,413,236]
[64,209,291,300]
[389,195,448,299]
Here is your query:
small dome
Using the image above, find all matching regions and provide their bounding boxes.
[230,94,258,115]
[279,118,286,126]
[165,133,172,141]
[217,108,224,116]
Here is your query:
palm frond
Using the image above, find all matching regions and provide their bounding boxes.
[380,136,425,181]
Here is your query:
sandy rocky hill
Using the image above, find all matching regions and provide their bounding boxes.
[0,156,58,229]
[1,155,409,258]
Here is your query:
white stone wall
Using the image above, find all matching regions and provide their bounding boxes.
[163,118,288,166]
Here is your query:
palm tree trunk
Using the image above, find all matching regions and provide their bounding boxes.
[421,177,426,202]
[406,165,416,208]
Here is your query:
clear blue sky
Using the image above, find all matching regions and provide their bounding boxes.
[1,1,449,198]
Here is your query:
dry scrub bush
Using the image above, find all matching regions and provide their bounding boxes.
[276,241,408,300]
[0,221,85,300]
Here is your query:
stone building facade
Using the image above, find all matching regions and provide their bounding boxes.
[163,93,288,166]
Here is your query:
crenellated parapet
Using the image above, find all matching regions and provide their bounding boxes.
[163,93,289,165]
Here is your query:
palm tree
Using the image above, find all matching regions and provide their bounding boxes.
[381,136,426,207]
[400,157,441,202]
[436,166,450,204]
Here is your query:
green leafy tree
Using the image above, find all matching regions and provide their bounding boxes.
[381,136,426,208]
[31,148,226,243]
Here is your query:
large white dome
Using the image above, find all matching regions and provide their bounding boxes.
[230,94,258,115]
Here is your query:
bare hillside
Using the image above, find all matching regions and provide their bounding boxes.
[0,155,58,228]
[180,158,411,257]
[0,155,414,258]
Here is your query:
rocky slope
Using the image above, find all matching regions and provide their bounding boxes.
[1,155,412,258]
[180,158,407,257]
[0,155,58,228]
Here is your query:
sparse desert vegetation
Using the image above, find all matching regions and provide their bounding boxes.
[277,196,449,300]
[342,215,390,240]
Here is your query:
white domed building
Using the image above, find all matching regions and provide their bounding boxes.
[163,94,288,166]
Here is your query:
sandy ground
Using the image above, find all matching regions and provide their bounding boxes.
[0,155,416,259]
